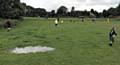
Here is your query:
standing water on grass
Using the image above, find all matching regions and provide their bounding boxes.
[11,46,55,54]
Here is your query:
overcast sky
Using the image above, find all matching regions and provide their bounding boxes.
[20,0,120,12]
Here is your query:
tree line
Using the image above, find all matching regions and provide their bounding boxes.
[0,0,120,19]
[102,4,120,18]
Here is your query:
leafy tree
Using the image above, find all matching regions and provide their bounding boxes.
[0,0,23,19]
[57,6,68,17]
[116,4,120,15]
[71,6,75,12]
[49,10,56,17]
[33,8,47,17]
[70,6,75,17]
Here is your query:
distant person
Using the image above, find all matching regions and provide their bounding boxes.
[107,18,110,23]
[61,20,64,24]
[92,18,96,22]
[81,17,85,22]
[109,27,117,46]
[4,20,12,32]
[90,12,96,22]
[55,19,58,26]
[57,17,60,22]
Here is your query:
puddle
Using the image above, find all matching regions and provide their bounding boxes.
[11,46,55,54]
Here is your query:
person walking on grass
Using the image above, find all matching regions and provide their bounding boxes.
[4,20,12,32]
[109,27,117,46]
[55,19,58,26]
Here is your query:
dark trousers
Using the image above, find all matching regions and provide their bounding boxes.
[109,36,114,43]
[55,24,58,26]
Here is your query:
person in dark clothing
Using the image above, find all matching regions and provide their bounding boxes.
[4,20,12,32]
[6,21,11,27]
[81,17,84,22]
[109,27,117,46]
[57,17,60,22]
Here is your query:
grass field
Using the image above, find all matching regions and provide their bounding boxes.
[0,17,120,65]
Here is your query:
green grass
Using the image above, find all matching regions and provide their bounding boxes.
[0,17,120,65]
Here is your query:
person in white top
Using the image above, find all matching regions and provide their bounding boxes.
[61,20,63,24]
[55,19,58,26]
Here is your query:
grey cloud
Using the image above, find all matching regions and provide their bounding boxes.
[87,0,120,6]
[20,0,120,12]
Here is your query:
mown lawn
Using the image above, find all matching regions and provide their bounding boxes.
[0,17,120,65]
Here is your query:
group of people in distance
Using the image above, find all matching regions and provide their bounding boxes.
[2,18,117,46]
[54,17,118,46]
[54,17,63,26]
